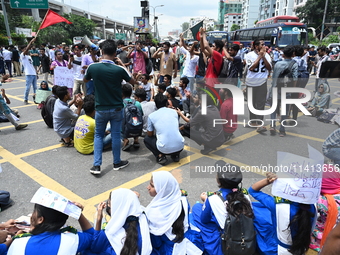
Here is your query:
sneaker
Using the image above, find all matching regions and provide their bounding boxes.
[15,124,28,130]
[113,160,129,170]
[157,155,168,165]
[24,100,28,104]
[90,165,101,175]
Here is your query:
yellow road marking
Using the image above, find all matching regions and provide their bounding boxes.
[0,146,84,204]
[11,104,36,109]
[5,94,35,104]
[0,119,43,130]
[285,132,325,142]
[83,152,203,219]
[4,86,25,90]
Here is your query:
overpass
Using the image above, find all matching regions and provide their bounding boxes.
[35,0,135,41]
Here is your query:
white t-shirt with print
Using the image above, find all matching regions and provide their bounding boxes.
[20,53,37,75]
[245,51,272,87]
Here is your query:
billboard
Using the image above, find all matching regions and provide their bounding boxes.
[133,17,150,33]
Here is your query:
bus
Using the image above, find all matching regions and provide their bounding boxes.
[228,16,308,48]
[206,31,228,44]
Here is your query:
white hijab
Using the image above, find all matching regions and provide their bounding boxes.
[105,188,152,255]
[145,171,182,236]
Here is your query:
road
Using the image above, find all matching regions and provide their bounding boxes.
[0,74,339,226]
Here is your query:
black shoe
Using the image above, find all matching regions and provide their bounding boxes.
[171,154,180,162]
[90,165,101,175]
[33,95,36,103]
[157,155,168,165]
[113,160,129,170]
[200,147,215,155]
[15,124,28,130]
[24,100,28,104]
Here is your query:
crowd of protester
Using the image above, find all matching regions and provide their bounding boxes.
[1,27,340,255]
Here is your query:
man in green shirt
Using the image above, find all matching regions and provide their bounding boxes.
[84,39,137,175]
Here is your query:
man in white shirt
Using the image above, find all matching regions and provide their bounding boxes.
[20,38,38,104]
[2,46,13,77]
[313,46,331,94]
[68,44,85,95]
[244,39,272,132]
[179,33,199,90]
[49,45,55,62]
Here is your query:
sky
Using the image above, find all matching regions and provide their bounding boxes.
[64,0,219,36]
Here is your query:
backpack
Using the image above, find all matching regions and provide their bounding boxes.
[0,190,13,211]
[220,190,256,255]
[145,58,153,75]
[41,95,57,128]
[122,99,143,137]
[218,58,230,78]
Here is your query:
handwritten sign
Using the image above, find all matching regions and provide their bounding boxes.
[35,90,52,103]
[31,187,81,219]
[272,145,323,204]
[54,66,74,89]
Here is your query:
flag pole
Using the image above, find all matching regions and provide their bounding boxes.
[182,19,206,38]
[34,9,50,39]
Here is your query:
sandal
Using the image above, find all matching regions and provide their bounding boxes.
[122,143,132,151]
[61,139,74,147]
[270,128,276,136]
[256,126,267,133]
[279,131,286,137]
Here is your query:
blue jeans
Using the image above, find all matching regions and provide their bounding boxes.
[86,80,95,95]
[24,75,37,101]
[324,148,340,165]
[94,108,123,166]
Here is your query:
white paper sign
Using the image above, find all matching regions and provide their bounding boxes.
[272,145,323,204]
[54,66,74,88]
[35,90,52,104]
[31,187,81,219]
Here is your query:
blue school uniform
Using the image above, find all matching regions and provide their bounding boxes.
[190,188,231,255]
[249,187,316,255]
[7,227,94,255]
[0,243,7,255]
[84,223,143,255]
[150,198,204,255]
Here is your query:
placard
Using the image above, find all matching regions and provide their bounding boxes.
[31,187,81,219]
[54,66,74,89]
[35,90,52,103]
[271,145,323,204]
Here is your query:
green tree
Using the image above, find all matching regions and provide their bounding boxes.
[230,24,240,31]
[61,14,96,39]
[296,0,340,26]
[325,35,340,43]
[181,22,189,32]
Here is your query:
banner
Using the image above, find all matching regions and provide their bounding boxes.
[54,66,74,88]
[134,17,150,33]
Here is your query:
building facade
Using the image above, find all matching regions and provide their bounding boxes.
[224,13,242,31]
[241,0,260,28]
[275,0,294,16]
[258,0,276,21]
[218,0,243,30]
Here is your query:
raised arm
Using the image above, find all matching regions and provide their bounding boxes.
[200,27,212,58]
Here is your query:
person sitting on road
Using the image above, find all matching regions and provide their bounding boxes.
[144,93,184,165]
[219,87,237,143]
[74,95,112,155]
[191,160,252,255]
[121,83,143,151]
[307,83,331,117]
[180,92,224,155]
[136,72,153,101]
[85,188,152,255]
[7,200,93,255]
[0,88,27,130]
[53,86,83,147]
[145,171,204,254]
[166,87,181,110]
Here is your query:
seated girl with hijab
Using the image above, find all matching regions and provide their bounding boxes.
[190,160,253,255]
[7,199,93,255]
[146,171,204,255]
[35,81,52,109]
[84,188,152,255]
[307,83,331,117]
[249,172,316,255]
[310,165,340,253]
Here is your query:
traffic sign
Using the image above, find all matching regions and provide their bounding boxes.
[10,0,49,9]
[115,33,126,40]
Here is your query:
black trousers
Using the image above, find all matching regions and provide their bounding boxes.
[247,82,267,121]
[144,135,182,158]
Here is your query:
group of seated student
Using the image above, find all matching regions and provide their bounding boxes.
[4,164,340,255]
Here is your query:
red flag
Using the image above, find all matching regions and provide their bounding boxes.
[39,9,72,30]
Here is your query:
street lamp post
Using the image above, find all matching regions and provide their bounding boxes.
[150,5,164,39]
